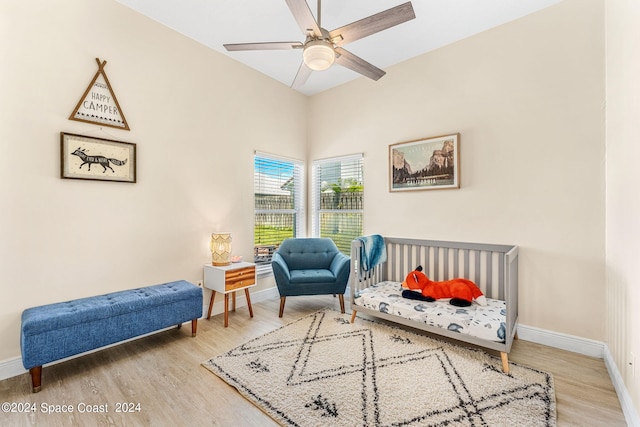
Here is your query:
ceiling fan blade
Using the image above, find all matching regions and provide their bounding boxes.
[224,41,303,51]
[291,61,312,89]
[285,0,322,38]
[329,2,415,46]
[334,47,386,81]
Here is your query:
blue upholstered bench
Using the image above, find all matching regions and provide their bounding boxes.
[21,280,202,392]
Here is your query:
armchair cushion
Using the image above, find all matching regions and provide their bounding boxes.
[290,269,336,284]
[275,239,337,270]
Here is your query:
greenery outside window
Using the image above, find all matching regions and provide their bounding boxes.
[311,154,364,255]
[254,152,304,274]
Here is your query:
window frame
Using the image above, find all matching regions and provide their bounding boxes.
[253,151,305,275]
[311,153,364,255]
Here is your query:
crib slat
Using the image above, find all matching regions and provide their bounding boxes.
[453,249,459,278]
[443,248,449,281]
[399,244,404,281]
[411,244,416,275]
[389,243,395,281]
[463,249,470,280]
[485,252,494,295]
[498,253,505,300]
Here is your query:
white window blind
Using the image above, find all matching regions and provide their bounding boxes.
[311,154,363,255]
[254,152,304,273]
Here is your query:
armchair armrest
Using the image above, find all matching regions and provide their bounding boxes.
[271,252,291,291]
[329,252,350,292]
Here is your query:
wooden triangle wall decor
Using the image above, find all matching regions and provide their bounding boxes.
[69,58,130,130]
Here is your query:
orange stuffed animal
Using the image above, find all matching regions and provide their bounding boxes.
[401,266,487,307]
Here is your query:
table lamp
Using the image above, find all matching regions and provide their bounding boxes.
[210,232,232,266]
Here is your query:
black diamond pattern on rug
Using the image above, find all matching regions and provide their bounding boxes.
[204,309,555,427]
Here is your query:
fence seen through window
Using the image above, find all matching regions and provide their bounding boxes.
[254,153,363,268]
[254,154,303,267]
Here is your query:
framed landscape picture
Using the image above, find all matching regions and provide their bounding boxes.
[389,133,460,192]
[60,132,136,183]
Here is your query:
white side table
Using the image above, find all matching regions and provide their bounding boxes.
[204,262,256,327]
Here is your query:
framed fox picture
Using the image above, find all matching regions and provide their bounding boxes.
[60,132,136,183]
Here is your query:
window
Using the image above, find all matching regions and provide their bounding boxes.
[311,154,364,255]
[254,152,304,273]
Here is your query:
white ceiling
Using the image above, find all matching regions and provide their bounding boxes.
[115,0,562,96]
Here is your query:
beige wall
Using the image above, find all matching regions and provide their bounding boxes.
[309,0,605,339]
[0,0,306,361]
[605,0,640,413]
[2,2,634,415]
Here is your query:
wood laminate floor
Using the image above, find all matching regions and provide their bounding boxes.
[0,295,627,426]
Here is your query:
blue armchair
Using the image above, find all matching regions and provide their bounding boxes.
[272,238,350,317]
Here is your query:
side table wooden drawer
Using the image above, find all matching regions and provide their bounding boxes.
[225,267,255,291]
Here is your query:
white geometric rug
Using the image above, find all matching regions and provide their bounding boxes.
[203,309,556,426]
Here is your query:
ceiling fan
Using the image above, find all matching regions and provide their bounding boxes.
[223,0,416,89]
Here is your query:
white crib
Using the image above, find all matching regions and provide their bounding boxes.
[350,237,519,373]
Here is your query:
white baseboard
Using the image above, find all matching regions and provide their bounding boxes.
[0,357,24,382]
[517,323,639,425]
[517,323,604,358]
[604,345,640,427]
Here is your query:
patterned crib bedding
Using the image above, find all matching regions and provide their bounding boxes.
[353,281,507,342]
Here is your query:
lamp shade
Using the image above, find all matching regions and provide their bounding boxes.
[303,40,335,71]
[210,232,232,266]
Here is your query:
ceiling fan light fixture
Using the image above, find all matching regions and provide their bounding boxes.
[303,40,335,71]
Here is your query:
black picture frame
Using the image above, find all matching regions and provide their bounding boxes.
[60,132,136,183]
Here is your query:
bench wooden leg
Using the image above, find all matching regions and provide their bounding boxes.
[191,319,198,337]
[500,352,510,374]
[338,294,345,313]
[350,310,357,323]
[279,297,286,318]
[30,366,42,393]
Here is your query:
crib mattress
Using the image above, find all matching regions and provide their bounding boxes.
[353,281,507,342]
